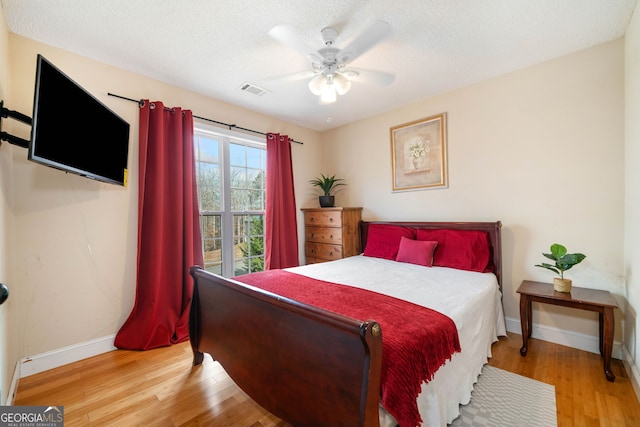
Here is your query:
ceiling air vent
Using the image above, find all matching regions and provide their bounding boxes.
[239,82,269,96]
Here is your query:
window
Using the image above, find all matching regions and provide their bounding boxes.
[194,125,266,277]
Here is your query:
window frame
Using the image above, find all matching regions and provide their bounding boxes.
[194,122,266,277]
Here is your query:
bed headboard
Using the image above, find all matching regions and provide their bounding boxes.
[359,221,503,291]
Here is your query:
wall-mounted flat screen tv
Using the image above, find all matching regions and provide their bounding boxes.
[28,54,130,186]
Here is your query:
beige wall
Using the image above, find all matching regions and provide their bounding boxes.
[323,39,626,343]
[5,35,322,365]
[1,3,638,402]
[625,5,640,375]
[0,0,14,404]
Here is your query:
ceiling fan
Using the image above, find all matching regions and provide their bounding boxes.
[268,20,395,104]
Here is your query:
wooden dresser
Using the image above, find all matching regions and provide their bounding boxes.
[301,207,363,264]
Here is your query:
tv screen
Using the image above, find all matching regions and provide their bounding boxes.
[28,54,130,186]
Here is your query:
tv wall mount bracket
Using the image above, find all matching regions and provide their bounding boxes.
[0,100,32,148]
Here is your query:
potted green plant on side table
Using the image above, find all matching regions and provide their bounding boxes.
[535,243,586,292]
[309,174,345,208]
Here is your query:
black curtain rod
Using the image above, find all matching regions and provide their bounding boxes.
[107,93,303,145]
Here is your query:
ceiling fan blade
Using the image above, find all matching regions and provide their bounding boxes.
[262,70,317,83]
[342,68,395,86]
[268,25,323,64]
[336,20,391,64]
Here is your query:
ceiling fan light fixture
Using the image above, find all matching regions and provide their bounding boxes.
[308,74,326,95]
[333,73,351,95]
[320,83,336,103]
[310,73,346,103]
[270,21,394,106]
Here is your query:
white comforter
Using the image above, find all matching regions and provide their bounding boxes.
[286,255,506,427]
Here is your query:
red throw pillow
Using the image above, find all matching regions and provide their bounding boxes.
[396,236,438,267]
[363,224,416,260]
[416,229,491,272]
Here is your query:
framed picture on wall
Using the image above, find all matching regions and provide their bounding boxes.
[390,112,448,191]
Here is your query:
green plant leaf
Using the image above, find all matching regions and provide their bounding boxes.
[309,173,346,196]
[535,263,560,275]
[536,244,586,280]
[550,243,567,258]
[556,253,586,271]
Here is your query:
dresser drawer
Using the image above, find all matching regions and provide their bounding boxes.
[305,227,343,244]
[304,210,342,227]
[305,242,343,261]
[301,207,362,265]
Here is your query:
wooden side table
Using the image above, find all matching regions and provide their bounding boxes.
[517,280,618,381]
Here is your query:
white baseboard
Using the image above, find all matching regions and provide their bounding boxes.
[504,316,623,359]
[5,361,21,405]
[621,345,640,402]
[19,334,116,378]
[6,334,116,405]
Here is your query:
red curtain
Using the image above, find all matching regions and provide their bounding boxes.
[115,101,203,350]
[264,133,299,269]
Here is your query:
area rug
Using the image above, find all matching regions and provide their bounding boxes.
[449,365,557,427]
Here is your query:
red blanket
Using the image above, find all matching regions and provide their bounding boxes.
[235,269,461,427]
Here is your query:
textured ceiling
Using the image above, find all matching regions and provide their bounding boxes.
[1,0,637,131]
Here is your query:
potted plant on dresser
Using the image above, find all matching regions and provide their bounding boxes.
[535,243,586,292]
[309,174,345,208]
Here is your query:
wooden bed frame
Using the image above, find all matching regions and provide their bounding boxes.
[189,221,502,427]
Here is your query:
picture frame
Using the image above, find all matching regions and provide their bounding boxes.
[390,112,447,191]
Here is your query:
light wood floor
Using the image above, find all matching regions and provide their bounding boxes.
[14,332,640,426]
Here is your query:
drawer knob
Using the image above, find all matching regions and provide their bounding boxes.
[329,234,334,239]
[329,217,334,222]
[329,252,334,256]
